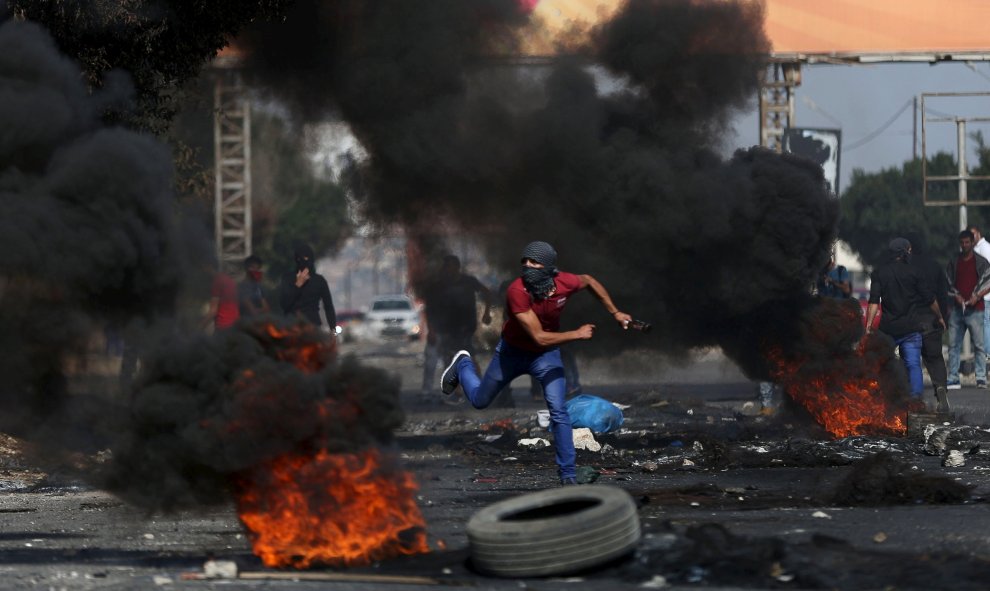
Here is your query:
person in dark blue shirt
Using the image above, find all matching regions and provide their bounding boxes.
[817,253,851,298]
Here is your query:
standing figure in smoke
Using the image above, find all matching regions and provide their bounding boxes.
[238,255,271,318]
[865,238,946,411]
[420,254,493,402]
[440,241,633,486]
[279,243,337,331]
[946,230,990,390]
[816,252,852,299]
[204,263,240,333]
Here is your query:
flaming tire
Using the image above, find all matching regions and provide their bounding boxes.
[466,484,641,577]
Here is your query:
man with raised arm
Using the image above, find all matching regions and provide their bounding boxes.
[439,241,634,486]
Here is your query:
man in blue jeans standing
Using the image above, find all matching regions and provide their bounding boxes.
[946,229,990,389]
[440,241,633,486]
[967,225,990,365]
[865,238,946,411]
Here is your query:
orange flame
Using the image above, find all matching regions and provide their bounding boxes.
[236,448,429,569]
[232,322,427,568]
[263,323,336,372]
[766,346,906,438]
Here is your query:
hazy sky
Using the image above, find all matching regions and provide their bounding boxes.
[729,61,990,195]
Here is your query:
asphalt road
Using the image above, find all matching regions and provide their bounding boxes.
[3,339,990,590]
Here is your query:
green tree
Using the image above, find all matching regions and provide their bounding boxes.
[4,0,292,134]
[247,113,352,280]
[839,152,986,268]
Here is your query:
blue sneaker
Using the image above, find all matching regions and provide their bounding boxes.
[947,381,961,390]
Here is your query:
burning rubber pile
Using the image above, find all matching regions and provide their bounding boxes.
[103,318,430,568]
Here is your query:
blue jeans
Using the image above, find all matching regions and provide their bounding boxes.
[456,339,575,480]
[948,306,987,382]
[894,332,923,397]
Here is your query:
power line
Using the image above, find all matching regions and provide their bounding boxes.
[844,98,914,152]
[965,61,990,86]
[800,95,843,128]
[924,105,958,119]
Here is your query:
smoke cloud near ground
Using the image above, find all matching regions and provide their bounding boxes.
[241,0,840,381]
[104,319,403,512]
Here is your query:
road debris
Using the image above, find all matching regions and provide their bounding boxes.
[573,428,602,452]
[944,450,966,468]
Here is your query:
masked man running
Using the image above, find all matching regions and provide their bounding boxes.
[440,241,633,486]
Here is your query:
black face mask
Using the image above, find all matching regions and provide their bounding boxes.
[296,258,312,272]
[522,266,557,300]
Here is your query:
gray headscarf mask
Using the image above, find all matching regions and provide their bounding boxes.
[520,241,559,300]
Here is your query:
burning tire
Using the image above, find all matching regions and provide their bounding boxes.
[466,485,640,577]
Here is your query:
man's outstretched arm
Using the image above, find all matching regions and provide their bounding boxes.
[578,274,633,328]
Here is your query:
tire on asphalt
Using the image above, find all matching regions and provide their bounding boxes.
[466,484,641,577]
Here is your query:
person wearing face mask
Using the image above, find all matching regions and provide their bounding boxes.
[279,242,337,331]
[865,238,946,411]
[439,241,634,486]
[204,261,240,332]
[238,255,271,318]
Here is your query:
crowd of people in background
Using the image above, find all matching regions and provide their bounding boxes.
[128,226,990,425]
[842,224,990,416]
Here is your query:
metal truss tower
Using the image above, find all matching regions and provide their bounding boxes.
[213,69,252,269]
[758,62,801,152]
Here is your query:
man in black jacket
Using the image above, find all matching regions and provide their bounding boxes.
[905,232,950,414]
[865,238,946,412]
[279,243,336,331]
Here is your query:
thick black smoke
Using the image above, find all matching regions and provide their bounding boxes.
[103,318,403,512]
[0,17,422,513]
[240,0,838,380]
[0,20,191,442]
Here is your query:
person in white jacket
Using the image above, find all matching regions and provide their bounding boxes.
[968,225,990,364]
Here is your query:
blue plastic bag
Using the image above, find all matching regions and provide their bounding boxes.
[565,394,624,434]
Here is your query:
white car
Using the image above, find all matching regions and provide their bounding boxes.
[364,295,421,340]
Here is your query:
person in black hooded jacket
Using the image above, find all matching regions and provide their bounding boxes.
[279,242,336,330]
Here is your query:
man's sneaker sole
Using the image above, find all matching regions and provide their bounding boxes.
[947,384,962,390]
[441,350,471,395]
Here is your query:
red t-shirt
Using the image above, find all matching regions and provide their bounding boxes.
[956,255,984,311]
[211,273,241,329]
[502,272,583,352]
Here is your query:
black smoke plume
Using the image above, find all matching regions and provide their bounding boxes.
[0,16,420,514]
[0,20,191,445]
[239,0,844,379]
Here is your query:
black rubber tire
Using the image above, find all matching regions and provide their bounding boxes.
[466,484,641,577]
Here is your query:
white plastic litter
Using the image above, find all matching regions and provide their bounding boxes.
[572,428,601,452]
